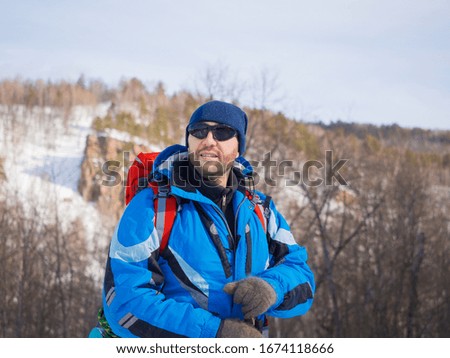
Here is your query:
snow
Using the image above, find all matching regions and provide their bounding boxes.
[0,104,111,280]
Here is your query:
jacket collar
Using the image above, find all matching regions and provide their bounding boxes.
[153,145,255,204]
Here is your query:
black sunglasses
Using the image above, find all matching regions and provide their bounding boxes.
[187,123,237,141]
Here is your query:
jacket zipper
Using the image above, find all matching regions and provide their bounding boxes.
[212,196,246,250]
[233,197,246,243]
[212,205,234,244]
[222,194,227,210]
[211,195,247,318]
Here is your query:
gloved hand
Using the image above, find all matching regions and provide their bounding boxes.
[223,277,277,319]
[217,319,262,338]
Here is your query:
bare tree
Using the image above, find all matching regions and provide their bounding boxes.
[195,61,245,104]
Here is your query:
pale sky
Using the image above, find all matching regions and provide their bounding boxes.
[1,0,449,129]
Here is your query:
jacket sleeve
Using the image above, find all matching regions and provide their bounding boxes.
[102,189,221,338]
[255,199,315,318]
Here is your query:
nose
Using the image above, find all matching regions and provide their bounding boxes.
[202,130,216,146]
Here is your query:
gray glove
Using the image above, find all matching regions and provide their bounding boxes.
[217,319,262,338]
[223,277,277,319]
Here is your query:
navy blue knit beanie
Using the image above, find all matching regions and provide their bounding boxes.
[186,100,248,154]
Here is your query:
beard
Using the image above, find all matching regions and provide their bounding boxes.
[188,148,237,182]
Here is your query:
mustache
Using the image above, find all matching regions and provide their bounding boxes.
[196,148,222,159]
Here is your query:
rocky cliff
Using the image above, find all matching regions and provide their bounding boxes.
[78,133,152,222]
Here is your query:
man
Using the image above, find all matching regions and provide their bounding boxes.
[98,100,314,338]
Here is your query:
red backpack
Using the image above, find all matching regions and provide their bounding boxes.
[125,152,270,252]
[125,152,177,252]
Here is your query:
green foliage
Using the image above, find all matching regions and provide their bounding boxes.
[260,111,320,157]
[291,122,321,158]
[183,94,201,123]
[318,120,450,150]
[139,97,149,116]
[405,150,445,167]
[364,134,382,154]
[116,112,145,136]
[150,106,170,143]
[92,111,145,137]
[91,106,181,147]
[92,115,112,131]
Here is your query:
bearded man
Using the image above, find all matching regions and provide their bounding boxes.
[94,100,315,338]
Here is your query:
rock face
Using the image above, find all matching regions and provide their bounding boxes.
[78,134,152,222]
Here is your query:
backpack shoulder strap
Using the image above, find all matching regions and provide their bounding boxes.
[246,191,272,233]
[152,184,178,253]
[253,204,266,232]
[256,195,272,232]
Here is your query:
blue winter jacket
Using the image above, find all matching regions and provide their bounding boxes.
[102,145,315,338]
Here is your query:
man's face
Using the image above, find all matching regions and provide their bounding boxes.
[188,121,239,180]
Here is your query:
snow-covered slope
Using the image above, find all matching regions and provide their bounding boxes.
[0,104,111,278]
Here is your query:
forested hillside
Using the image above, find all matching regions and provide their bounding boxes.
[0,77,448,337]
